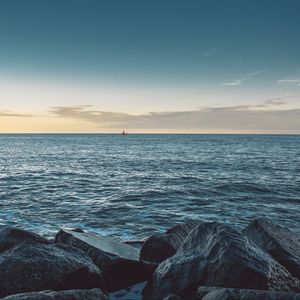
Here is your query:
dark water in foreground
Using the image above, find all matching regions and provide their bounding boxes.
[0,134,299,239]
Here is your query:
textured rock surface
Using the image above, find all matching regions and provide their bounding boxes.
[197,286,300,300]
[143,222,300,299]
[2,289,108,300]
[0,226,50,253]
[0,243,105,298]
[244,218,300,279]
[140,220,202,263]
[56,229,155,292]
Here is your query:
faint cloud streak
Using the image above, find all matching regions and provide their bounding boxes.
[0,110,32,117]
[221,69,266,87]
[236,60,243,70]
[221,80,242,86]
[277,78,300,86]
[203,48,217,57]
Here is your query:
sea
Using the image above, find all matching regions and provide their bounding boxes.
[0,134,299,240]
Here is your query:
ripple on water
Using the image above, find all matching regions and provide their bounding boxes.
[0,134,299,239]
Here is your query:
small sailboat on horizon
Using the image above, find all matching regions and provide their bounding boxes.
[121,130,128,136]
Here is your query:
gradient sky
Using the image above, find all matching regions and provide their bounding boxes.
[0,0,299,133]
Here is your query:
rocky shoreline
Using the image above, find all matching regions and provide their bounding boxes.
[0,218,299,299]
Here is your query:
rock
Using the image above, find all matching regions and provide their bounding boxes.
[140,220,202,263]
[244,218,300,279]
[143,222,300,299]
[71,228,85,233]
[55,229,155,292]
[0,243,105,298]
[0,226,50,253]
[200,288,234,300]
[110,281,146,299]
[140,233,175,263]
[123,240,144,250]
[197,286,300,300]
[2,289,108,300]
[163,294,184,300]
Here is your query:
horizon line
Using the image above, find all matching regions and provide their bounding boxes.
[0,132,299,135]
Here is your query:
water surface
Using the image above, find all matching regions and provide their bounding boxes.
[0,134,299,239]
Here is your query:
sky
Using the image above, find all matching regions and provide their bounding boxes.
[0,0,299,133]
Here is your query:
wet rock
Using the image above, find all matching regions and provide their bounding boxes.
[110,281,146,300]
[244,218,300,279]
[0,243,105,298]
[0,226,50,253]
[140,220,202,263]
[143,222,300,299]
[2,289,108,300]
[55,229,155,292]
[197,286,300,300]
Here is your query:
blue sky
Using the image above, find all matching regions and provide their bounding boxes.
[0,0,299,132]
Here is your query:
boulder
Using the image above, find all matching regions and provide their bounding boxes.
[0,226,50,253]
[197,286,300,300]
[143,222,300,299]
[0,243,105,298]
[55,229,155,292]
[140,233,175,263]
[140,220,202,263]
[244,218,300,279]
[2,289,108,300]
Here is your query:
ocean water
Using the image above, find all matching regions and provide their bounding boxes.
[0,134,299,240]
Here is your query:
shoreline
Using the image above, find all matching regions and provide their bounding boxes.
[0,218,299,299]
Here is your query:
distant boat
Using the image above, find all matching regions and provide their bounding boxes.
[121,130,128,136]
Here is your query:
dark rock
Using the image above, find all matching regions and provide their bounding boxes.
[0,226,50,253]
[109,281,146,299]
[0,243,105,298]
[140,220,202,263]
[71,228,85,233]
[197,286,300,300]
[143,222,300,299]
[140,233,175,264]
[55,229,155,292]
[2,289,108,300]
[202,289,234,300]
[163,294,184,300]
[244,218,300,279]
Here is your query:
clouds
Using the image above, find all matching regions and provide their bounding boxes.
[50,105,133,125]
[221,69,266,86]
[245,70,266,77]
[203,48,217,57]
[0,74,298,133]
[0,110,32,117]
[253,98,287,109]
[50,102,300,133]
[223,72,300,88]
[236,60,243,70]
[221,80,242,86]
[264,98,287,106]
[1,99,299,133]
[262,94,294,107]
[277,78,300,86]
